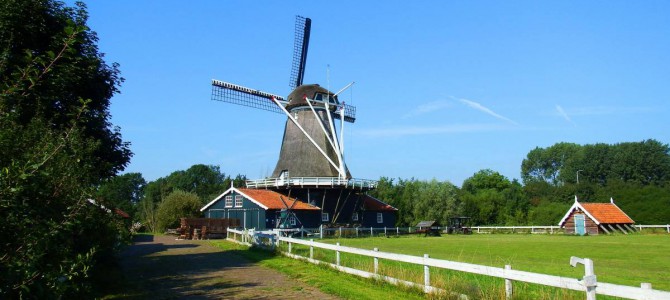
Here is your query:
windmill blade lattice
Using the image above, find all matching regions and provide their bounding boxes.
[289,16,311,89]
[211,79,287,114]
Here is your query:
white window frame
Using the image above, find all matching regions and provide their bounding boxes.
[224,195,233,208]
[376,212,383,224]
[352,212,359,221]
[234,195,243,208]
[321,213,329,222]
[289,215,297,226]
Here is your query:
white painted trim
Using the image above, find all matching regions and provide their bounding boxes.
[557,200,600,226]
[200,187,270,211]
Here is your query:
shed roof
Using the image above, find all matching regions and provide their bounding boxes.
[201,187,320,212]
[558,198,634,226]
[416,220,437,227]
[362,195,397,212]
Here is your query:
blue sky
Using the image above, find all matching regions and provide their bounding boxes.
[83,1,670,186]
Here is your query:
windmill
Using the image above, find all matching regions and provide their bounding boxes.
[211,16,376,226]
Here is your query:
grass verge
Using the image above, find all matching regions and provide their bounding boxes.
[210,240,430,300]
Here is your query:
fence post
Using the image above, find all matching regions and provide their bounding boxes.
[505,265,513,299]
[384,227,387,236]
[397,227,400,235]
[667,224,669,233]
[373,248,379,274]
[288,241,292,254]
[370,227,373,237]
[336,242,341,266]
[320,224,324,239]
[356,227,359,237]
[584,258,596,300]
[339,226,342,237]
[309,239,314,260]
[423,254,430,293]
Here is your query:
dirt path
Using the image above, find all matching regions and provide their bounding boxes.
[120,235,341,299]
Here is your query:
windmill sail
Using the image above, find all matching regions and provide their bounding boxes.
[211,79,287,114]
[289,16,311,89]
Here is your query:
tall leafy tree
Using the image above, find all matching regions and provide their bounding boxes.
[96,172,146,218]
[0,0,131,297]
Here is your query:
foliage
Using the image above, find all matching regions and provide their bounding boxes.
[96,172,146,220]
[138,164,245,232]
[155,190,202,231]
[369,178,461,227]
[521,140,670,186]
[0,0,130,297]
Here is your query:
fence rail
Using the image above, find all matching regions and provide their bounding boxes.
[227,228,670,300]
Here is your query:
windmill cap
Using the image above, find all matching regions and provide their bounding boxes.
[286,84,339,110]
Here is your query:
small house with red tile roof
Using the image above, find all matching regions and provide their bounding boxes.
[201,187,321,230]
[558,197,635,235]
[201,187,398,230]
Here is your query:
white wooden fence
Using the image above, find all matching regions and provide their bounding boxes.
[227,228,670,300]
[283,224,670,238]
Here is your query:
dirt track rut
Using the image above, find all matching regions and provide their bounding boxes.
[120,235,341,299]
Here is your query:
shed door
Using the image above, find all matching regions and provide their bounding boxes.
[574,214,586,235]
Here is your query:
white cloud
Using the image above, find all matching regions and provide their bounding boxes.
[403,100,452,119]
[458,98,518,125]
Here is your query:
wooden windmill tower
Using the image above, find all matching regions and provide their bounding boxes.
[211,16,387,228]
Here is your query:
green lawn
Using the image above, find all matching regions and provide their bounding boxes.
[210,240,429,300]
[318,234,670,291]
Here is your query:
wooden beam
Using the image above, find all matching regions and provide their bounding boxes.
[624,224,637,232]
[615,224,629,234]
[606,224,618,234]
[599,225,610,234]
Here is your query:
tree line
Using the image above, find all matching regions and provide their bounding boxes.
[369,140,670,227]
[104,138,670,235]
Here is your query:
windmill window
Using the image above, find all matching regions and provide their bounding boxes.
[352,212,359,221]
[376,213,383,224]
[314,93,323,101]
[321,213,329,222]
[234,195,243,207]
[224,196,233,208]
[289,216,297,226]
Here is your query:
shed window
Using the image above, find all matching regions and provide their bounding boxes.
[224,196,233,208]
[321,213,329,222]
[376,213,383,224]
[352,212,359,221]
[289,216,297,226]
[234,195,243,207]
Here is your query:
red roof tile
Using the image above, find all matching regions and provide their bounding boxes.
[362,195,397,211]
[581,202,634,224]
[238,188,320,210]
[114,208,130,219]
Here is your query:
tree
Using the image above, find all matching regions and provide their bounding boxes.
[0,0,131,297]
[156,190,202,231]
[96,172,146,218]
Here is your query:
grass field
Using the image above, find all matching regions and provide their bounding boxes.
[220,233,670,299]
[306,234,670,295]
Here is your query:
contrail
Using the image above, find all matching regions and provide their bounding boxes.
[459,98,518,125]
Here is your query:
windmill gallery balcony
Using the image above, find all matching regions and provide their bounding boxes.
[245,176,377,190]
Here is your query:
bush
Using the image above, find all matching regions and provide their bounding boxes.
[156,190,202,231]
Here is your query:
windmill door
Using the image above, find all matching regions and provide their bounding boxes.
[574,214,586,235]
